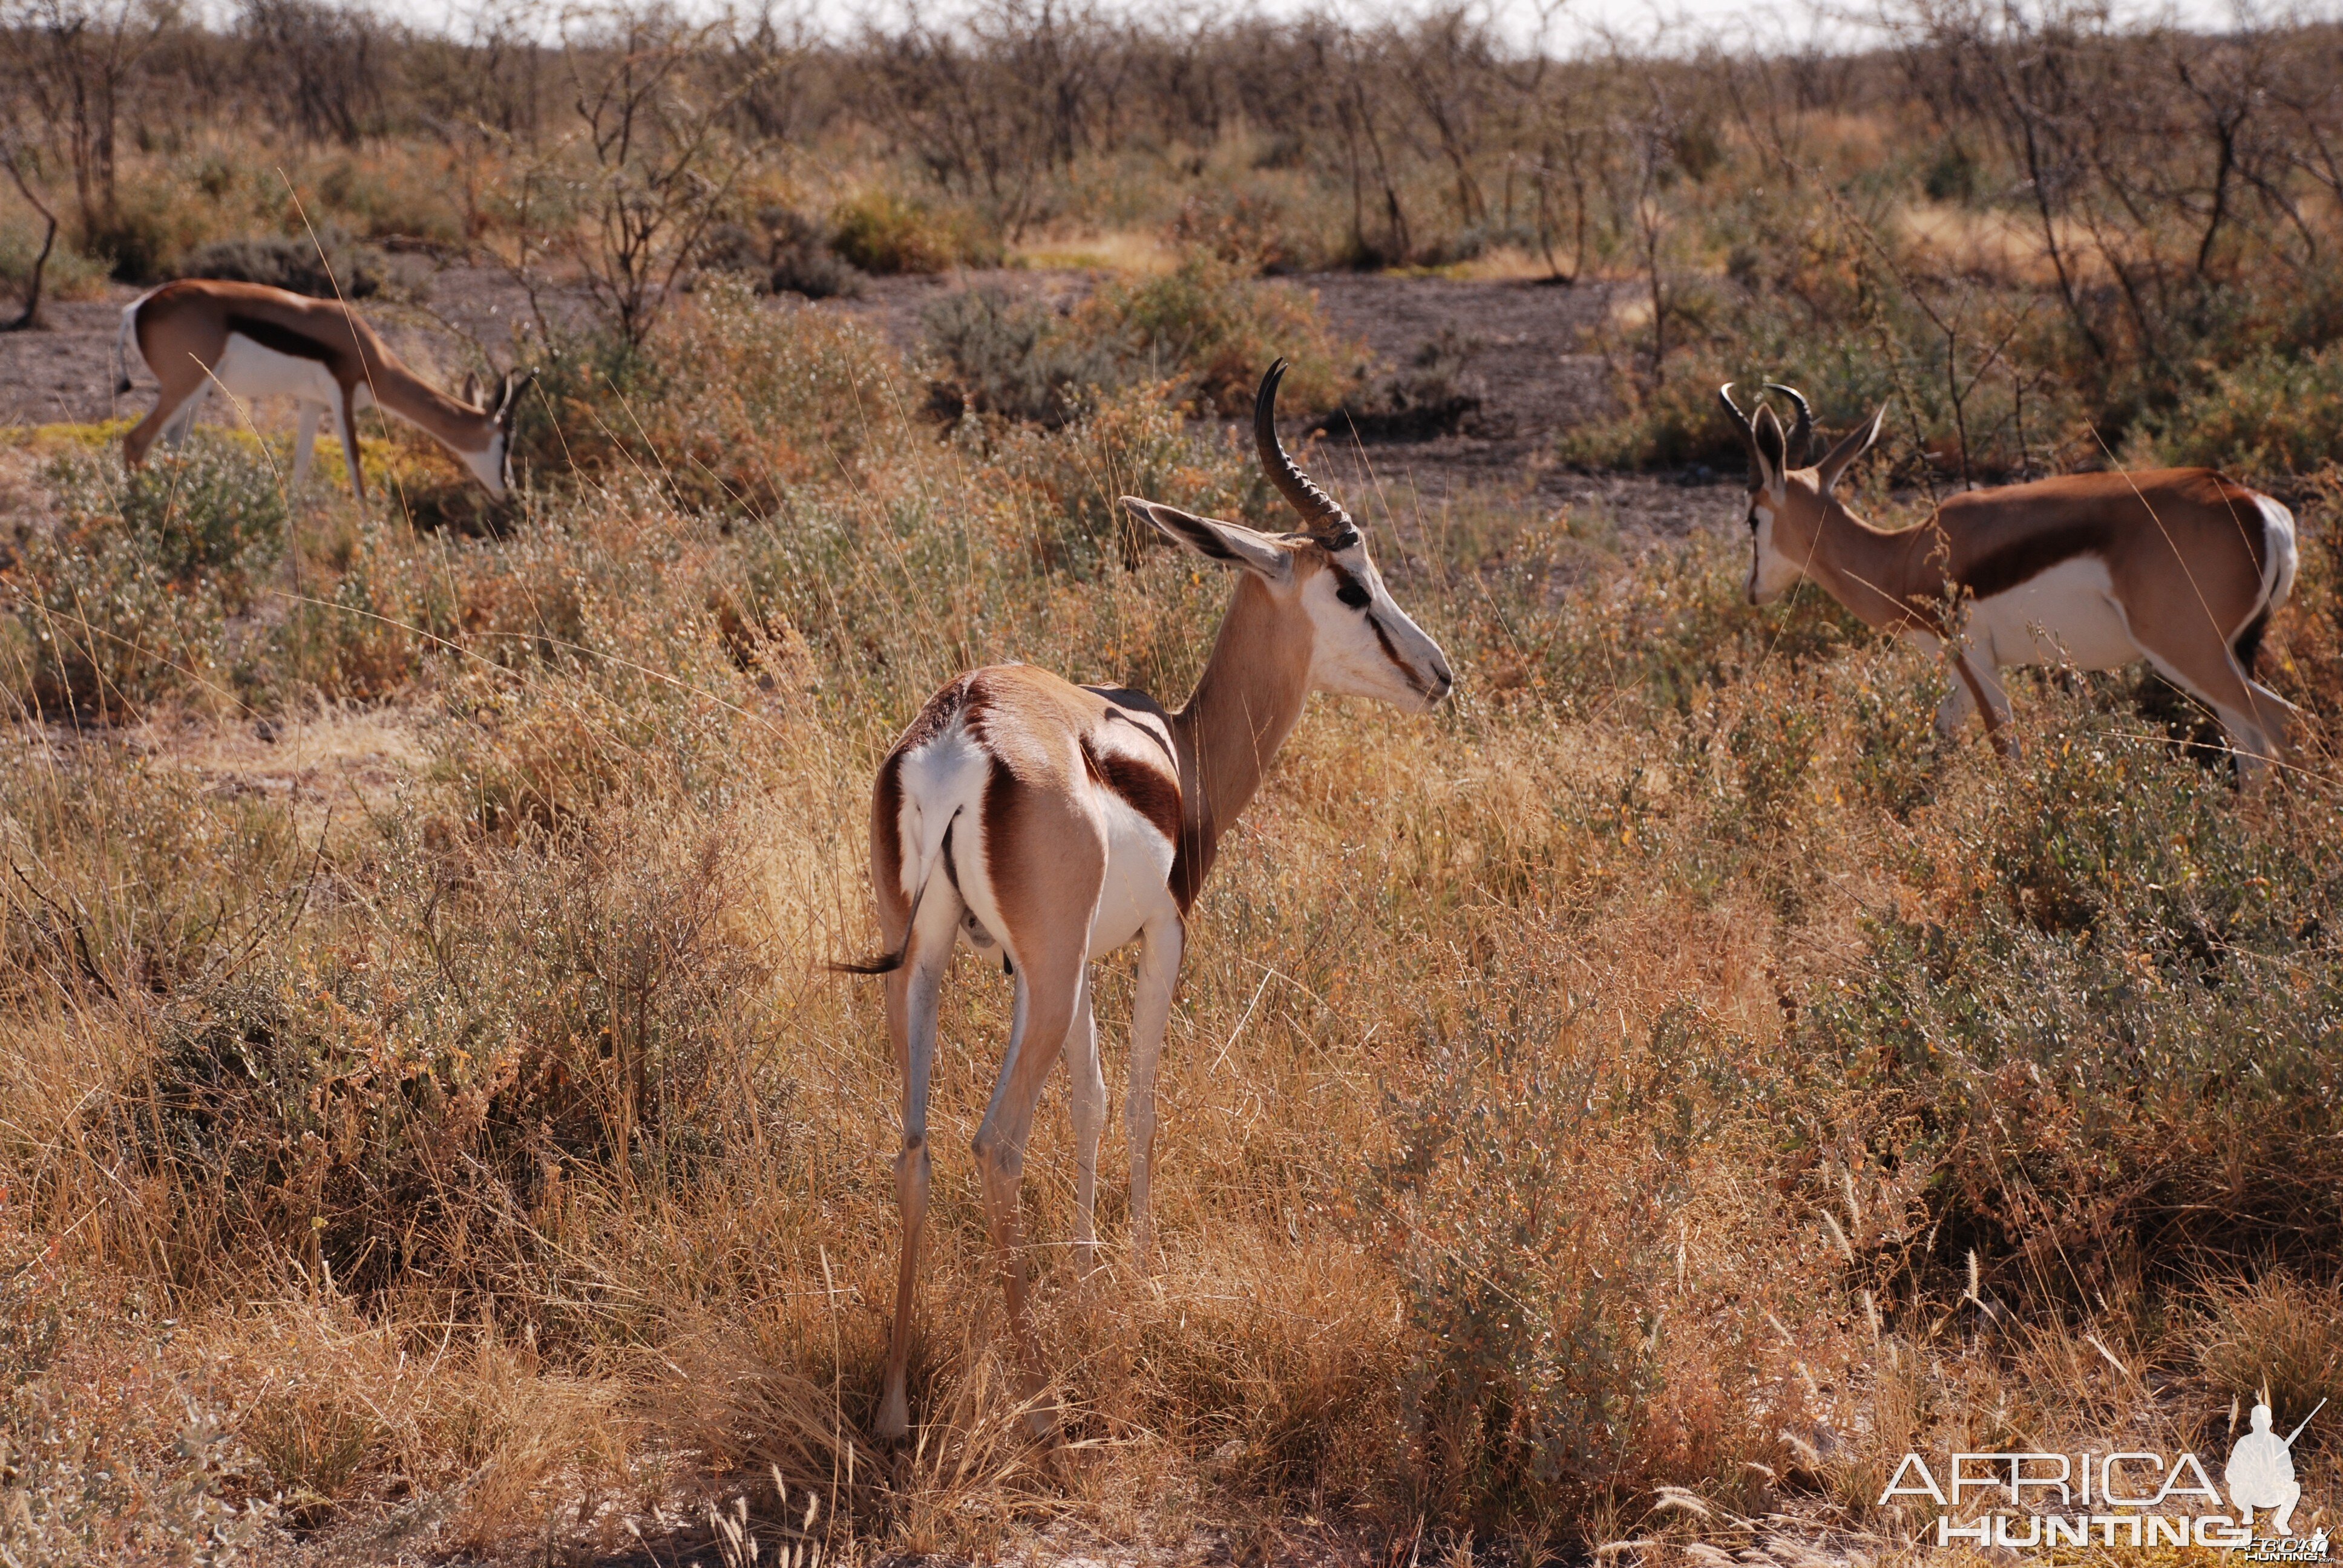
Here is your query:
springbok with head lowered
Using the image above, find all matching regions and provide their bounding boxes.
[844,361,1453,1442]
[119,279,533,502]
[1720,384,2299,779]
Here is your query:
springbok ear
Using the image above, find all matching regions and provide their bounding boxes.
[497,370,537,420]
[461,371,481,407]
[1752,404,1788,490]
[1815,403,1888,494]
[1119,497,1292,580]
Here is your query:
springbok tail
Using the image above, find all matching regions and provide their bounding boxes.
[827,806,960,976]
[114,291,154,396]
[2235,493,2299,678]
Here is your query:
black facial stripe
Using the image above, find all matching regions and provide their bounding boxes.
[1365,611,1423,692]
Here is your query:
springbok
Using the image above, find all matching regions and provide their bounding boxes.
[117,278,532,502]
[1720,384,2299,779]
[843,361,1453,1441]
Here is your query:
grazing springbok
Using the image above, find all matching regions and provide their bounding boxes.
[117,278,532,502]
[1721,383,2299,779]
[844,361,1453,1441]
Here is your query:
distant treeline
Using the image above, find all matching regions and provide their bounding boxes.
[8,1,2343,477]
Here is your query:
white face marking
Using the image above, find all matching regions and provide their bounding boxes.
[1745,495,1801,604]
[1303,545,1453,710]
[460,428,511,498]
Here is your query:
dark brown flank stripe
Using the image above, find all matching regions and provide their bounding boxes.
[1959,521,2112,601]
[871,753,906,906]
[223,312,349,367]
[1103,706,1176,766]
[979,752,1025,926]
[1080,735,1182,846]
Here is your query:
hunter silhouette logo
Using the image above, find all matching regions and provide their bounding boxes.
[1877,1393,2331,1553]
[2227,1397,2323,1538]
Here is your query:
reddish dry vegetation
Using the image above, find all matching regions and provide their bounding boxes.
[4,5,2343,1566]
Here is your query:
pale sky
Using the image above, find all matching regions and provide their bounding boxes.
[382,0,2321,56]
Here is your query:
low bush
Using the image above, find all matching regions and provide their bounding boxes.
[1075,252,1360,417]
[175,231,388,300]
[700,207,867,300]
[1314,328,1487,442]
[0,225,110,305]
[831,189,998,275]
[1800,704,2343,1287]
[2143,345,2343,483]
[982,377,1265,572]
[3,438,286,717]
[511,279,908,514]
[1363,992,1821,1532]
[920,286,1129,428]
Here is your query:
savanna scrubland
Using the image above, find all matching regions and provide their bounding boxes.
[4,2,2343,1563]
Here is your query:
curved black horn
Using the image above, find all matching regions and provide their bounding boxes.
[1254,359,1351,535]
[1764,382,1815,465]
[1719,383,1763,478]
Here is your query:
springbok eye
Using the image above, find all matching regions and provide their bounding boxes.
[1335,579,1372,610]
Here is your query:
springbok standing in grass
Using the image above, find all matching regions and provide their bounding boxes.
[842,361,1453,1441]
[118,278,532,502]
[1721,384,2299,779]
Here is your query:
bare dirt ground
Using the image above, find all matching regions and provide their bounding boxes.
[0,264,1735,550]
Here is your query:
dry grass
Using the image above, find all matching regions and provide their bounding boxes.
[6,191,2343,1568]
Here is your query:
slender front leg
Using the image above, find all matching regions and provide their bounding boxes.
[1061,967,1104,1279]
[1126,915,1183,1269]
[1950,650,2014,759]
[335,382,367,503]
[293,402,322,491]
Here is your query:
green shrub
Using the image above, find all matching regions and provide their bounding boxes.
[921,286,1129,428]
[1076,253,1359,417]
[176,231,387,300]
[830,189,996,275]
[1800,707,2343,1285]
[2143,345,2343,483]
[0,225,110,305]
[4,440,286,717]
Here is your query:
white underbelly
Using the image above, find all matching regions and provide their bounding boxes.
[212,334,342,406]
[1088,799,1176,958]
[1965,557,2140,671]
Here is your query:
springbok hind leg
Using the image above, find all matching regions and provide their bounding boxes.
[122,388,194,471]
[2136,622,2291,785]
[876,881,965,1443]
[972,935,1089,1438]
